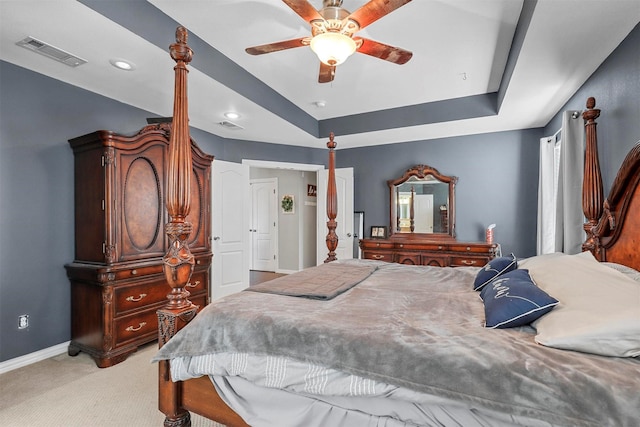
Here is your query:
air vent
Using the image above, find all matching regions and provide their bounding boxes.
[16,36,87,67]
[218,121,244,130]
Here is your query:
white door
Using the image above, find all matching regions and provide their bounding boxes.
[414,194,434,233]
[250,178,278,271]
[211,160,250,300]
[316,167,354,264]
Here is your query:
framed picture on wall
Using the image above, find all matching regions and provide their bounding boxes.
[371,226,387,239]
[307,184,317,197]
[281,194,294,214]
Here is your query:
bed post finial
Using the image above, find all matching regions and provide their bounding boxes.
[582,97,604,253]
[325,132,338,263]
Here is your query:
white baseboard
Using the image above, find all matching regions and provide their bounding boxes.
[0,341,70,375]
[276,269,297,275]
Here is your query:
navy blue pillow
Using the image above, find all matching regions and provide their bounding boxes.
[473,254,517,291]
[480,269,559,329]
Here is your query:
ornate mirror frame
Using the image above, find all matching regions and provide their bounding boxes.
[388,164,457,240]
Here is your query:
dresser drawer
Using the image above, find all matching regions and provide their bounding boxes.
[114,309,158,347]
[185,271,208,295]
[363,251,393,262]
[114,271,208,315]
[421,255,447,267]
[450,256,488,267]
[190,292,208,311]
[114,277,168,315]
[395,252,421,265]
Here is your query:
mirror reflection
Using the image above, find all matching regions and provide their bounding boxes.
[388,165,457,238]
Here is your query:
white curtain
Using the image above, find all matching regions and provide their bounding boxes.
[536,110,585,255]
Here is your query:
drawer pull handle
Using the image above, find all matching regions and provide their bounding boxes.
[126,293,147,302]
[399,244,404,248]
[131,269,137,275]
[186,280,200,288]
[372,255,385,259]
[438,246,443,250]
[376,243,380,247]
[461,260,477,265]
[466,247,471,251]
[125,322,147,332]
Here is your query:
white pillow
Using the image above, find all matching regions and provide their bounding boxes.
[519,251,640,357]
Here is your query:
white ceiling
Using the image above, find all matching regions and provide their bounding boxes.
[1,0,639,150]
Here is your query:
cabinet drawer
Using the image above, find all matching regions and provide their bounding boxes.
[114,271,207,315]
[114,277,168,315]
[114,309,158,346]
[363,251,393,262]
[185,271,207,295]
[190,292,208,311]
[395,253,421,265]
[450,256,488,267]
[421,256,447,267]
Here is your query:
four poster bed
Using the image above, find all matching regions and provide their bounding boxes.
[155,28,640,427]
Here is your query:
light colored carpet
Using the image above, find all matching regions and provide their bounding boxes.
[0,344,224,427]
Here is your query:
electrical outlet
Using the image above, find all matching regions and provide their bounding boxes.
[18,314,29,330]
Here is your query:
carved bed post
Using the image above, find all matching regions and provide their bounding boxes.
[157,26,197,427]
[325,133,338,263]
[582,97,604,253]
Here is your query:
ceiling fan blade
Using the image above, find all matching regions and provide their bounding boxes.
[346,0,412,30]
[245,37,308,55]
[282,0,324,23]
[318,62,336,83]
[356,38,412,64]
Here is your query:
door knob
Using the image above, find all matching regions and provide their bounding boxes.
[213,236,220,240]
[347,233,352,237]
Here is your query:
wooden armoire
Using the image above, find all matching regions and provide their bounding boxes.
[65,123,213,367]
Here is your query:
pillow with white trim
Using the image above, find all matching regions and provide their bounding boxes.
[473,253,517,291]
[519,251,640,357]
[480,269,558,329]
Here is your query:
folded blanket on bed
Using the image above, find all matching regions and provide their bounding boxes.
[247,262,378,300]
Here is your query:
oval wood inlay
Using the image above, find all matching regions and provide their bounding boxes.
[124,157,161,250]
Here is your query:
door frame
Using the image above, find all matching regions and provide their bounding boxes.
[243,159,324,272]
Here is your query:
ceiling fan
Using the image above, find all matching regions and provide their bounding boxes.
[245,0,413,83]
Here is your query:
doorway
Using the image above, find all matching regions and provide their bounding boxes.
[245,159,323,274]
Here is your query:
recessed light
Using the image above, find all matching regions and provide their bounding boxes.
[313,100,326,108]
[110,58,135,71]
[224,111,240,120]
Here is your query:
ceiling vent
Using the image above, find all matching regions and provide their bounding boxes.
[16,36,87,68]
[218,121,244,130]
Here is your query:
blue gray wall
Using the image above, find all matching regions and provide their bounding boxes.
[338,129,541,257]
[1,22,638,362]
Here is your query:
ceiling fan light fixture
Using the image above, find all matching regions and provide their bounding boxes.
[310,32,356,66]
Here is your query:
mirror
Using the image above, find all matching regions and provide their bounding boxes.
[388,165,457,238]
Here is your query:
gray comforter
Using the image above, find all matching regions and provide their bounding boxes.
[154,260,640,427]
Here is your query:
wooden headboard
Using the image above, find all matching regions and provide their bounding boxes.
[582,97,640,271]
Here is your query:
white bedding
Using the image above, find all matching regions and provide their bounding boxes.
[171,352,557,427]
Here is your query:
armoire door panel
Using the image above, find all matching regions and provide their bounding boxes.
[73,148,107,263]
[118,143,166,261]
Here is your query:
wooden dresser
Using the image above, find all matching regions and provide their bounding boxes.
[65,124,213,367]
[360,237,498,267]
